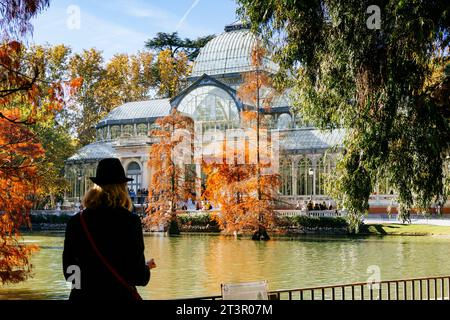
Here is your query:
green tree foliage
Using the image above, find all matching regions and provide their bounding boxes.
[156,49,191,98]
[22,44,159,205]
[97,51,157,107]
[21,44,78,208]
[145,32,214,60]
[68,49,157,145]
[237,0,450,231]
[145,32,214,97]
[68,48,105,145]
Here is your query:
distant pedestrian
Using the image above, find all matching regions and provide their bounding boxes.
[437,201,442,215]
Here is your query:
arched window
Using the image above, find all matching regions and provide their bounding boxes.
[97,129,103,141]
[277,113,292,129]
[310,155,335,195]
[126,161,142,193]
[102,127,108,140]
[110,125,120,139]
[66,167,76,198]
[297,158,313,196]
[316,156,325,195]
[85,166,96,192]
[137,123,148,136]
[280,159,292,196]
[122,125,134,137]
[177,85,239,124]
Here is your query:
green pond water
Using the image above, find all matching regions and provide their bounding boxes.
[1,232,450,300]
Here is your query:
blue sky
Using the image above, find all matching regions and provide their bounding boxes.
[29,0,239,61]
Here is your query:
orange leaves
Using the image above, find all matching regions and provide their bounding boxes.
[0,40,57,284]
[0,224,39,284]
[0,41,21,67]
[154,108,194,131]
[241,110,258,123]
[146,110,195,228]
[0,0,53,285]
[8,40,22,52]
[251,44,265,68]
[0,114,43,284]
[202,155,280,234]
[0,47,12,66]
[237,45,276,108]
[69,76,83,94]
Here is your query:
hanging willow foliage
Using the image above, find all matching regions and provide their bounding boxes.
[237,0,450,231]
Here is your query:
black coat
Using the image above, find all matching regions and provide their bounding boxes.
[63,206,150,300]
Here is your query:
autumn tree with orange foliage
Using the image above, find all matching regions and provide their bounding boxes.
[202,110,280,237]
[212,43,280,239]
[0,0,80,283]
[145,109,195,235]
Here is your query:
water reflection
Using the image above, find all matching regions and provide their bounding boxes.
[1,233,450,299]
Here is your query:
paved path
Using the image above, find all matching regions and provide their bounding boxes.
[363,216,450,226]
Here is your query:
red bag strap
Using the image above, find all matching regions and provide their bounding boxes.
[79,211,142,300]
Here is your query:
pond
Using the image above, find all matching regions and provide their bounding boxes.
[1,232,450,299]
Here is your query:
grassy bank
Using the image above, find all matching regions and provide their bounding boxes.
[360,223,450,236]
[26,212,450,236]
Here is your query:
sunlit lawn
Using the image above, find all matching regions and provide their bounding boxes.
[361,224,450,236]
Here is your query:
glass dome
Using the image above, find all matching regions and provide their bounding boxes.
[176,85,240,123]
[191,25,278,77]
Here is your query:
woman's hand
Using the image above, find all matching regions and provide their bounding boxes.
[146,258,157,269]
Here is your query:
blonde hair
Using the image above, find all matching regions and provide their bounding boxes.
[83,183,133,211]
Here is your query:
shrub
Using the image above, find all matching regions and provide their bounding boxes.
[178,214,218,227]
[278,216,348,229]
[30,213,72,224]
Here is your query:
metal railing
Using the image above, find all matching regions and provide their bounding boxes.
[275,209,344,218]
[188,275,450,300]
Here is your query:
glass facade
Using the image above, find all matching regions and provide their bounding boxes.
[278,156,336,197]
[122,124,134,137]
[177,86,240,131]
[277,113,292,129]
[65,164,97,201]
[65,24,357,209]
[297,158,313,196]
[137,123,148,136]
[280,159,292,196]
[127,161,142,193]
[110,125,120,139]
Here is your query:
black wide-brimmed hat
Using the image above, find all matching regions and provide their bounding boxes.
[90,158,133,185]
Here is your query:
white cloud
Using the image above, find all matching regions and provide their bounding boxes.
[126,6,170,19]
[121,0,215,38]
[177,0,201,30]
[29,0,217,61]
[30,3,149,61]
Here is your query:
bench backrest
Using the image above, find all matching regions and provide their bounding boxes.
[221,280,268,300]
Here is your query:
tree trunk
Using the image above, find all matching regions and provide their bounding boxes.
[167,202,180,235]
[252,226,270,241]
